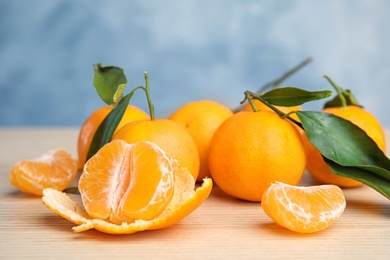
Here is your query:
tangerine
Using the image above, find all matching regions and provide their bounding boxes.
[42,139,213,234]
[208,110,306,202]
[79,140,175,224]
[169,100,233,181]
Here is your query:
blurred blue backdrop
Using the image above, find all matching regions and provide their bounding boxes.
[1,0,390,126]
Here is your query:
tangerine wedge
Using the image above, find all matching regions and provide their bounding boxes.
[79,140,175,224]
[9,148,78,196]
[42,140,213,234]
[261,182,346,233]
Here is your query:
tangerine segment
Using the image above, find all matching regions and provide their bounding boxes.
[78,140,174,224]
[42,175,213,234]
[9,148,77,196]
[261,182,346,233]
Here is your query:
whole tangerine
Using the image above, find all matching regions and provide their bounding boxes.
[169,100,233,181]
[208,110,306,202]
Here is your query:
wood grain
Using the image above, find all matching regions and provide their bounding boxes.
[1,128,390,259]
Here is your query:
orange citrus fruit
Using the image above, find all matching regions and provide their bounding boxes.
[42,139,213,234]
[112,119,200,181]
[168,100,233,181]
[77,105,149,170]
[261,182,346,233]
[304,105,386,187]
[79,140,175,224]
[208,110,306,202]
[9,148,77,196]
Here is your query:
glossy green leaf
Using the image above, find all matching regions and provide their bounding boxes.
[93,64,127,105]
[86,92,133,161]
[261,87,332,106]
[296,111,390,199]
[325,159,390,200]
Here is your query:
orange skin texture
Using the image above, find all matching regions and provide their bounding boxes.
[169,100,233,182]
[77,105,149,170]
[208,111,306,202]
[112,119,200,181]
[304,105,386,187]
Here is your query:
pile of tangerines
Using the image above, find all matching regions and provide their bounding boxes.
[8,60,386,234]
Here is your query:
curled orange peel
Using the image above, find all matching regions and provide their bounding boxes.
[42,165,212,235]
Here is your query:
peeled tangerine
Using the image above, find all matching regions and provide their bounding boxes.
[42,140,212,234]
[261,182,346,233]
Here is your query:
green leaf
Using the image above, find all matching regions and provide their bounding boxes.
[296,111,390,199]
[261,87,332,106]
[325,159,390,200]
[86,91,134,161]
[93,64,127,105]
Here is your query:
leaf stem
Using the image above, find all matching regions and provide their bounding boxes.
[323,74,347,107]
[232,57,313,113]
[245,91,303,129]
[259,57,313,93]
[143,72,155,120]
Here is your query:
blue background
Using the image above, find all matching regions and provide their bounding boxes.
[1,0,390,126]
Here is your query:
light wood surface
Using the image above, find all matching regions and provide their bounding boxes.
[1,128,390,259]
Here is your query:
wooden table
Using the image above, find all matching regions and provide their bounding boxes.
[1,128,390,259]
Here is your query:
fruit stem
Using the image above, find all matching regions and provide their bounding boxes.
[143,72,155,120]
[244,92,259,112]
[259,57,313,93]
[323,74,347,108]
[232,57,312,113]
[245,91,303,129]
